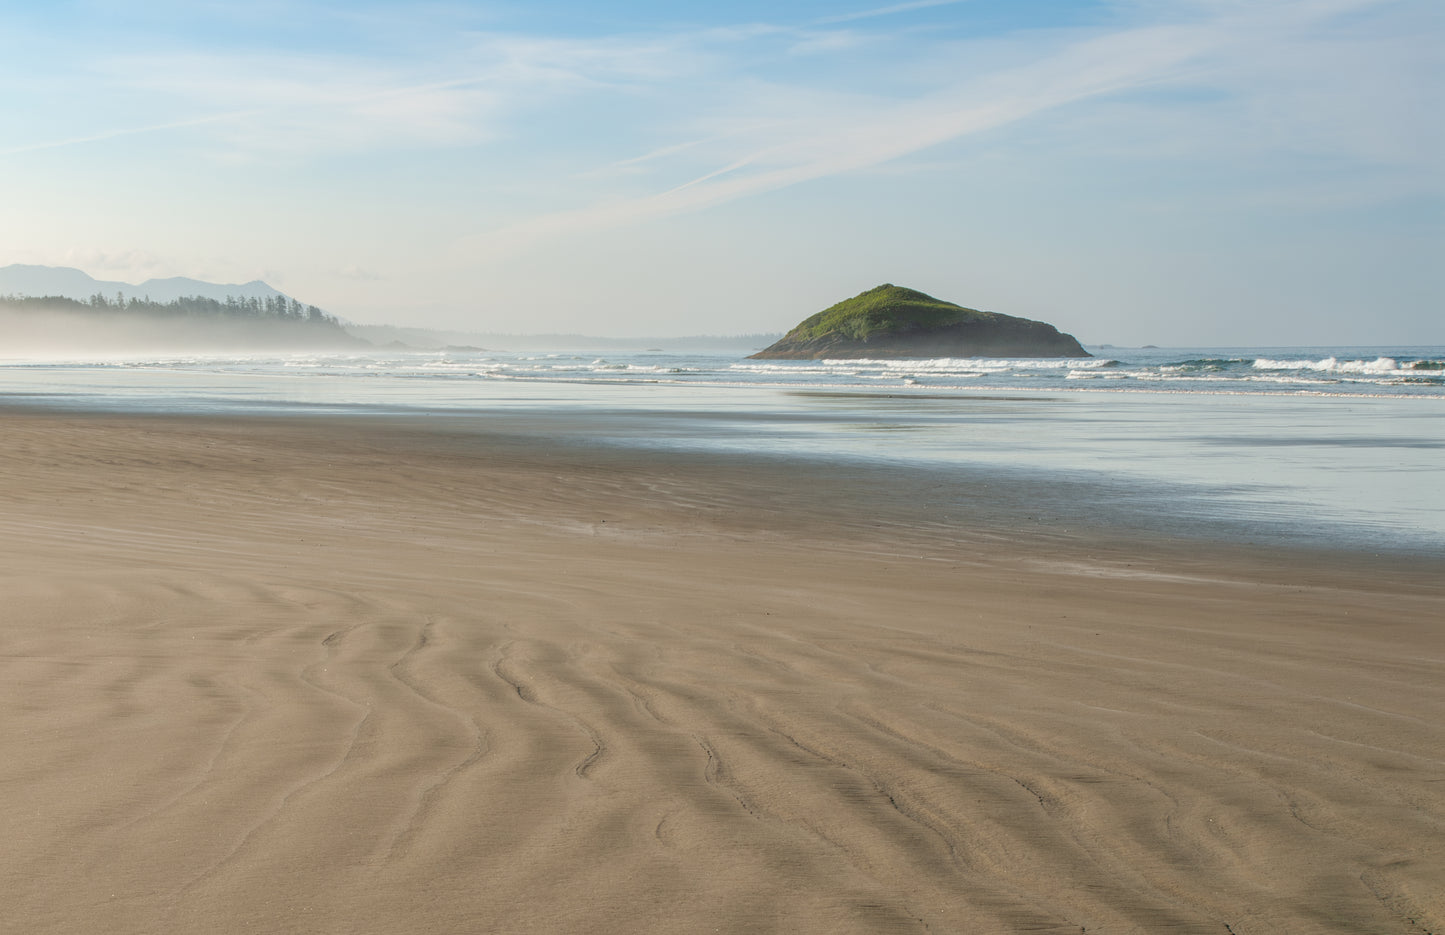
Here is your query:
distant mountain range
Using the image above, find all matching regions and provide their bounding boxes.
[0,264,289,305]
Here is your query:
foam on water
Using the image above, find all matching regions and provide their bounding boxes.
[5,345,1444,395]
[1252,355,1403,373]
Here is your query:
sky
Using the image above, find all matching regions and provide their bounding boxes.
[1,0,1440,344]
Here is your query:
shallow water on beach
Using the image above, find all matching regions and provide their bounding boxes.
[1,344,1442,554]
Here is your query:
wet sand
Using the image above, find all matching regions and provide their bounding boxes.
[1,408,1441,934]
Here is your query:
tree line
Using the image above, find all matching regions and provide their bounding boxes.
[0,292,348,333]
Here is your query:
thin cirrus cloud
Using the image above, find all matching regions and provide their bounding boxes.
[96,55,506,156]
[0,110,258,159]
[455,0,1430,256]
[817,0,973,25]
[458,19,1222,254]
[0,62,498,161]
[38,29,704,161]
[5,0,1426,259]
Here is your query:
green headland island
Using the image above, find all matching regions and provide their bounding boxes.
[750,284,1090,359]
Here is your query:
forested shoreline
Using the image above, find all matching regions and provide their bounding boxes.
[0,292,363,351]
[3,292,342,326]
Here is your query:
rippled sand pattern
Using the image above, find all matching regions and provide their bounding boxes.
[1,412,1441,934]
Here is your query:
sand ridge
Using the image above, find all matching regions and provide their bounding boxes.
[0,409,1441,933]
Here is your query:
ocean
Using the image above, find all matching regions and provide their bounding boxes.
[2,343,1442,555]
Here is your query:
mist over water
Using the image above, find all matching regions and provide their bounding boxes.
[2,343,1441,554]
[0,310,360,356]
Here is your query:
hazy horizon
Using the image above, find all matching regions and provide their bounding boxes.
[2,1,1440,346]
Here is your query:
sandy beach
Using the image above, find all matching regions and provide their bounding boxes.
[1,407,1440,934]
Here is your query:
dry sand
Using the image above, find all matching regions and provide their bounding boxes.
[0,408,1440,934]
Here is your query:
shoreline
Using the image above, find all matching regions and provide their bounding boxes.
[2,406,1441,933]
[2,369,1442,559]
[4,399,1441,570]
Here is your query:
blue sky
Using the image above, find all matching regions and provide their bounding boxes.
[2,0,1440,343]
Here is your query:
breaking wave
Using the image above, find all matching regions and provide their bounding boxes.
[1,346,1441,399]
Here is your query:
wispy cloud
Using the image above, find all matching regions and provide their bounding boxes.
[0,110,255,158]
[95,54,508,157]
[459,19,1221,253]
[51,248,167,281]
[335,264,382,281]
[4,25,703,162]
[7,0,1431,306]
[453,0,1430,257]
[817,0,971,26]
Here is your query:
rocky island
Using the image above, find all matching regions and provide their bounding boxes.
[749,284,1090,359]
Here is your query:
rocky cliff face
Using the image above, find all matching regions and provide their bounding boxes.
[749,285,1090,360]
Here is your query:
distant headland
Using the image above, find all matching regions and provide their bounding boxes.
[0,264,358,352]
[749,284,1089,359]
